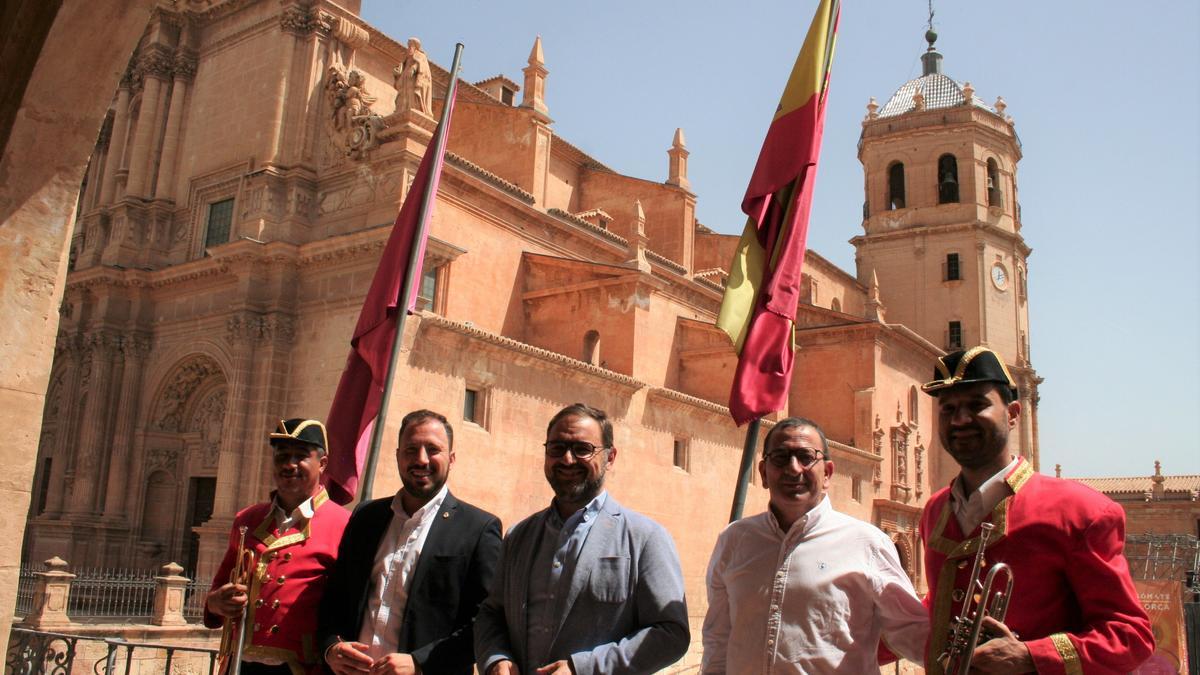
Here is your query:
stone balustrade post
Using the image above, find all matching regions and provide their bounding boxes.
[21,557,76,628]
[151,562,190,626]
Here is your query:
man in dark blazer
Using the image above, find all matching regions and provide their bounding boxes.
[318,409,501,675]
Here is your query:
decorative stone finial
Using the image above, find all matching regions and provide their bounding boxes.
[866,270,885,322]
[994,96,1007,115]
[1153,460,1164,481]
[961,81,974,104]
[912,87,925,112]
[1055,463,1062,478]
[528,35,545,66]
[666,128,690,189]
[865,97,879,120]
[521,36,550,117]
[635,199,646,235]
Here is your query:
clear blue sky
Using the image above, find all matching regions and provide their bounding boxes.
[362,1,1200,478]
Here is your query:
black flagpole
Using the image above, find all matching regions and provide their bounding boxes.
[728,416,762,522]
[356,43,465,503]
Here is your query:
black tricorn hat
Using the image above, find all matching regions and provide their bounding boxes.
[268,418,328,452]
[921,346,1018,399]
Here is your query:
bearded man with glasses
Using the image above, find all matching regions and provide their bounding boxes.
[475,403,689,675]
[701,417,929,674]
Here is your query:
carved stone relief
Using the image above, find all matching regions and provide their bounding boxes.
[226,312,296,345]
[147,447,181,476]
[324,66,386,163]
[152,356,224,432]
[187,387,227,469]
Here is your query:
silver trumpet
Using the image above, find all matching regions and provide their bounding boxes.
[939,521,1015,675]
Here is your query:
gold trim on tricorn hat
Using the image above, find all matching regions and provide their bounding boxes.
[268,418,328,452]
[921,346,1018,398]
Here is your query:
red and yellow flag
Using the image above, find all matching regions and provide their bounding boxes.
[718,0,839,425]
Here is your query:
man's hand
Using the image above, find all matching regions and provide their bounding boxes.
[486,660,520,675]
[533,660,572,675]
[204,583,247,618]
[369,653,420,675]
[326,641,373,675]
[969,616,1034,673]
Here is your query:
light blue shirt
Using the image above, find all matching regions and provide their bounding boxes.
[525,491,608,667]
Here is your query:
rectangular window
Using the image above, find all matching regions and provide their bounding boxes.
[948,321,963,350]
[945,253,961,281]
[672,438,689,472]
[852,475,863,503]
[463,388,479,424]
[204,198,234,249]
[415,264,440,312]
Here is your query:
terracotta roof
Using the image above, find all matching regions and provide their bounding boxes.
[1071,474,1200,494]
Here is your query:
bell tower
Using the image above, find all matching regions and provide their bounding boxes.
[851,29,1041,470]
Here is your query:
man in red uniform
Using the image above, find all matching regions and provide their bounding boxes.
[205,418,350,675]
[920,346,1154,674]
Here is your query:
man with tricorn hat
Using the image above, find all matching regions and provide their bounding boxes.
[919,346,1153,673]
[205,418,350,675]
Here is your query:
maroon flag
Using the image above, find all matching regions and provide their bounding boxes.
[324,94,457,505]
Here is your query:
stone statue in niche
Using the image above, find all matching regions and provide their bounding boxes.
[393,37,433,116]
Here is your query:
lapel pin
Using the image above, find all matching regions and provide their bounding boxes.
[442,512,449,518]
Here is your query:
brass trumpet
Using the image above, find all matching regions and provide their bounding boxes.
[939,521,1014,675]
[217,526,256,675]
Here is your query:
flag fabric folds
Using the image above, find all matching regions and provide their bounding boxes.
[323,94,457,504]
[717,0,840,426]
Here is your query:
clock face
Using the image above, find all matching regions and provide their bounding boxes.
[991,263,1009,290]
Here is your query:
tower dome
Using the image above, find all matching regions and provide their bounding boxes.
[877,31,995,118]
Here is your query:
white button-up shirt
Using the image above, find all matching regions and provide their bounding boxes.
[269,493,316,533]
[702,496,928,674]
[950,456,1018,533]
[357,485,448,658]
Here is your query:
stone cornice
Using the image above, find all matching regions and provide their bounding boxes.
[297,225,465,270]
[644,249,686,276]
[830,438,885,464]
[417,313,644,392]
[547,208,629,247]
[850,219,1033,257]
[446,153,535,204]
[645,387,729,417]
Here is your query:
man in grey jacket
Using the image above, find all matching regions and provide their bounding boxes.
[475,403,690,675]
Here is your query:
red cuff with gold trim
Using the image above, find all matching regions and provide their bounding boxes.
[1026,634,1082,675]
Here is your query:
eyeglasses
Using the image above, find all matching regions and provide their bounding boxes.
[764,448,825,469]
[544,440,607,459]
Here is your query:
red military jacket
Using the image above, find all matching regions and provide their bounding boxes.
[205,488,350,675]
[920,458,1154,675]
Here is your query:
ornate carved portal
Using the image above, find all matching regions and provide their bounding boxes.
[140,355,228,569]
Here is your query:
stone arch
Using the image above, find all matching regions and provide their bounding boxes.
[137,352,229,567]
[149,354,227,433]
[892,530,917,580]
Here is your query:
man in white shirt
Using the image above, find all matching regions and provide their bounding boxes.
[318,409,501,675]
[702,417,928,674]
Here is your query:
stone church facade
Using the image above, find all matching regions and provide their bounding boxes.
[23,0,1039,661]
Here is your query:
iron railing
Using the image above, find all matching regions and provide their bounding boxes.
[14,565,210,624]
[6,628,217,675]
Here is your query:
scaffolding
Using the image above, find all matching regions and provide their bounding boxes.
[1126,533,1200,594]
